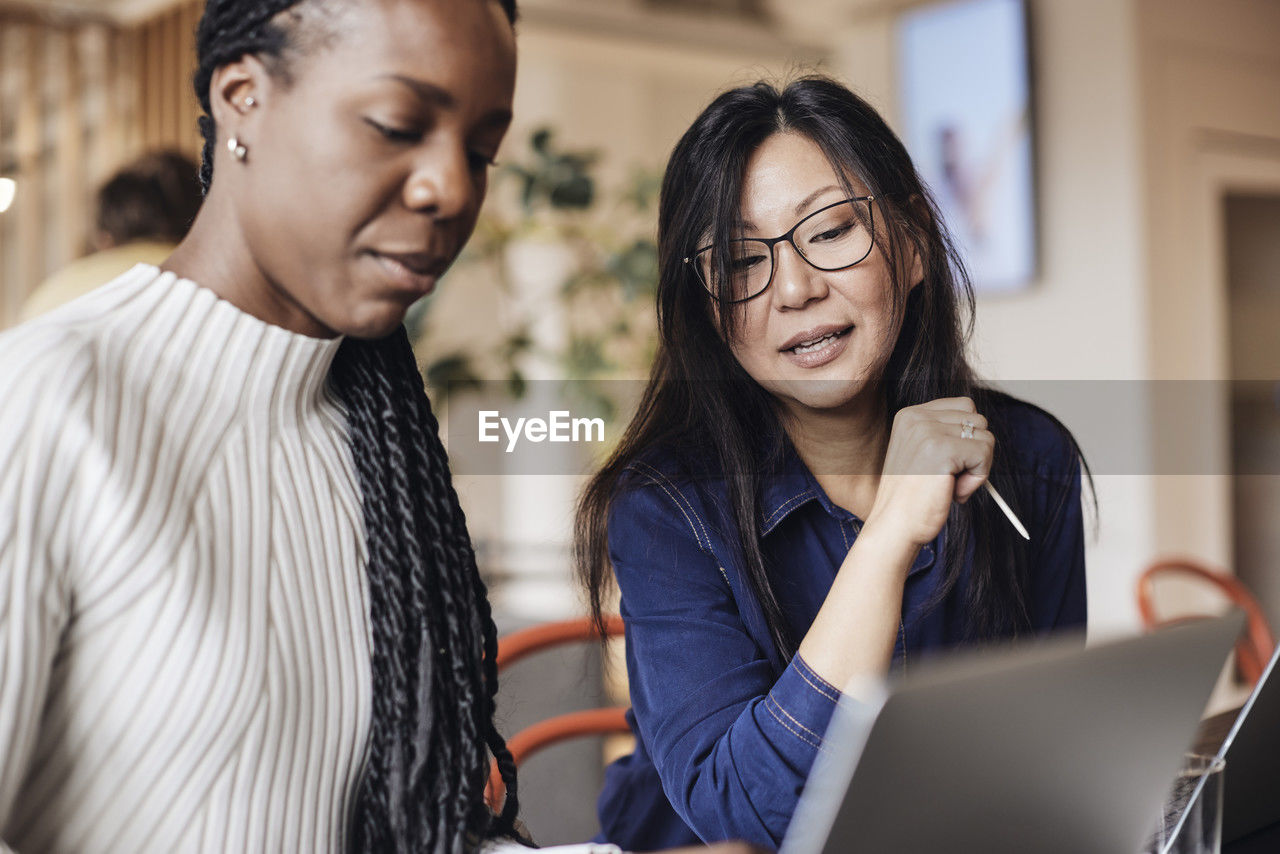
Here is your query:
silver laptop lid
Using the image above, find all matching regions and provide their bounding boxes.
[783,614,1243,854]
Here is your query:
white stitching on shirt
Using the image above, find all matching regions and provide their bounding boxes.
[632,460,714,552]
[769,695,827,744]
[764,695,827,752]
[763,491,814,530]
[793,658,841,702]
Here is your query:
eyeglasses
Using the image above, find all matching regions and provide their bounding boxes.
[684,196,876,303]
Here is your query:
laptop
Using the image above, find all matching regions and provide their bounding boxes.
[781,614,1243,854]
[1212,641,1280,842]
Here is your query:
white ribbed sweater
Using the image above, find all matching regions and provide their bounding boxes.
[0,266,373,852]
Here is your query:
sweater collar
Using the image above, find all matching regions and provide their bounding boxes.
[135,265,345,418]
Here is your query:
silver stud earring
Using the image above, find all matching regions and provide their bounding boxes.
[228,137,248,162]
[243,96,256,109]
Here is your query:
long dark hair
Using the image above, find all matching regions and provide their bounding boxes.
[194,2,523,852]
[576,76,1087,659]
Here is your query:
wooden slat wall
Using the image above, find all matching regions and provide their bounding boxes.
[55,28,84,262]
[135,1,201,156]
[11,25,44,323]
[0,0,202,328]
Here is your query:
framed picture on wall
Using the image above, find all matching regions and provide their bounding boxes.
[897,0,1037,293]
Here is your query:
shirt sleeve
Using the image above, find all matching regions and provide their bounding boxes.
[608,477,841,849]
[1027,430,1087,632]
[0,331,84,846]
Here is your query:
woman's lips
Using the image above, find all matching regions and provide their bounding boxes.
[780,325,852,369]
[369,251,442,296]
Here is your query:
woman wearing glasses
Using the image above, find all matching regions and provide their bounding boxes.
[576,76,1088,850]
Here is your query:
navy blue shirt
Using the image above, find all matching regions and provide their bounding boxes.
[594,399,1086,850]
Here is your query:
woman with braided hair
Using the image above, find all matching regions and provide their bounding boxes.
[0,2,735,852]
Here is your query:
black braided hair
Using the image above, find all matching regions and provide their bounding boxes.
[331,330,522,852]
[192,2,523,851]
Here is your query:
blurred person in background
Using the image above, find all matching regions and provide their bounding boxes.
[19,149,202,322]
[576,76,1090,851]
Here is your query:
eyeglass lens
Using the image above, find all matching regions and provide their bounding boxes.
[695,199,874,302]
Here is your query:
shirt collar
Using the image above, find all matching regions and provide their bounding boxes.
[759,441,940,576]
[759,441,846,535]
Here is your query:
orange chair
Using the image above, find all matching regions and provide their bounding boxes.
[1136,558,1276,686]
[486,615,630,810]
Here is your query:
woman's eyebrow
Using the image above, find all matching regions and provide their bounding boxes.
[731,185,848,233]
[377,74,455,108]
[793,184,842,215]
[373,74,512,129]
[730,185,843,234]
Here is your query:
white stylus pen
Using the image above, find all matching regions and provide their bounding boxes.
[984,481,1030,540]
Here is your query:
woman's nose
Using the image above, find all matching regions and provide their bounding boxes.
[402,142,473,219]
[771,242,828,310]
